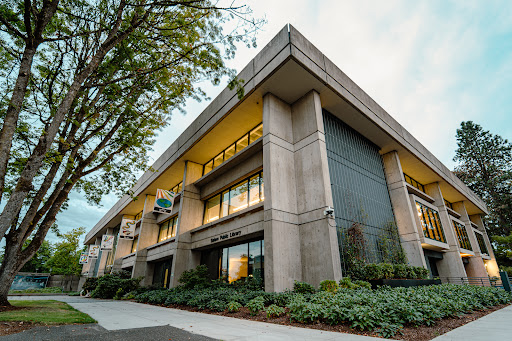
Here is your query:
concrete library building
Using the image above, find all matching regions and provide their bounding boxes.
[80,25,499,292]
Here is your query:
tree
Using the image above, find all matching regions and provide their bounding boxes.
[46,227,85,275]
[19,240,53,273]
[453,121,512,264]
[0,0,262,306]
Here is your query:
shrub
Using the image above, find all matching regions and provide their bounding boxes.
[412,266,429,279]
[178,265,211,289]
[363,263,383,280]
[393,264,409,279]
[293,281,316,294]
[82,277,99,292]
[227,301,242,313]
[90,273,142,299]
[246,296,265,315]
[353,280,372,289]
[319,280,339,293]
[339,277,371,290]
[265,304,286,318]
[380,263,394,279]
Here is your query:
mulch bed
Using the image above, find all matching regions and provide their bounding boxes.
[153,303,510,340]
[0,321,35,336]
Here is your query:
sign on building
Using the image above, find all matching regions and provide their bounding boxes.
[79,252,89,264]
[153,189,175,214]
[101,235,115,250]
[88,245,100,259]
[119,218,136,239]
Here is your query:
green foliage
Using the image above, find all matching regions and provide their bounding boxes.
[338,277,371,290]
[319,280,339,293]
[350,263,430,281]
[9,286,63,294]
[178,265,211,289]
[81,277,98,292]
[1,300,96,325]
[19,240,53,273]
[227,301,242,313]
[46,227,86,275]
[90,272,142,299]
[293,281,316,294]
[265,304,285,318]
[246,296,265,315]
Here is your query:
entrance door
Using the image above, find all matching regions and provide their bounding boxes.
[152,258,173,288]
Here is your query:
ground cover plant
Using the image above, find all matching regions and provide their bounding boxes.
[0,300,95,324]
[135,279,512,338]
[8,287,64,294]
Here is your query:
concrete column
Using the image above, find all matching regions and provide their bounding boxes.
[263,93,302,292]
[452,201,488,278]
[171,161,203,287]
[470,214,500,277]
[381,151,426,268]
[133,195,160,285]
[424,183,466,278]
[90,237,104,277]
[97,228,114,276]
[291,91,342,286]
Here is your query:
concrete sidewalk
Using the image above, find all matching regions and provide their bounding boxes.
[8,295,380,340]
[431,304,512,341]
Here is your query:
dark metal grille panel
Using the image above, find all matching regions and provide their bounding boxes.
[323,110,401,272]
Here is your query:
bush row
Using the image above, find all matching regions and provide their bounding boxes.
[348,262,430,281]
[287,284,511,337]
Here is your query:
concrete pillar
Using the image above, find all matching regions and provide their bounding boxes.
[470,214,500,277]
[171,161,203,287]
[133,195,160,285]
[452,201,488,278]
[97,228,114,276]
[424,183,466,278]
[263,93,302,292]
[291,91,342,286]
[381,151,426,268]
[90,237,104,277]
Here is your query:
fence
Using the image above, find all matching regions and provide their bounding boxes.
[439,271,511,292]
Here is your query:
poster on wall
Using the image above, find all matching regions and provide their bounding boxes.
[119,218,136,240]
[153,189,175,214]
[101,235,115,250]
[88,245,100,259]
[79,252,89,264]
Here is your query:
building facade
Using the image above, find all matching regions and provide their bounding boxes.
[80,25,500,292]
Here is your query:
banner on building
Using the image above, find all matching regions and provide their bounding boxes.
[79,252,89,264]
[88,245,100,259]
[119,218,136,239]
[101,235,115,250]
[153,189,176,214]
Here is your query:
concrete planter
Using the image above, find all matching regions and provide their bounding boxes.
[368,278,441,289]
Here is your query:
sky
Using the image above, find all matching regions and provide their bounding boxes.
[50,0,512,244]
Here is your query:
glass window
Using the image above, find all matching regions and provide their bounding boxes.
[131,236,138,253]
[249,240,263,282]
[204,194,221,224]
[476,233,488,255]
[213,152,224,169]
[170,217,178,238]
[236,134,249,153]
[249,124,263,143]
[220,248,228,281]
[228,243,248,283]
[224,144,236,161]
[453,220,472,250]
[260,172,264,201]
[158,222,169,243]
[221,191,229,218]
[415,201,446,243]
[203,160,213,175]
[135,211,143,221]
[249,175,260,206]
[229,180,248,214]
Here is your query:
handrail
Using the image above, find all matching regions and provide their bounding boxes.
[438,276,503,287]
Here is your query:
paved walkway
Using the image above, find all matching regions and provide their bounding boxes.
[8,295,512,340]
[8,296,380,340]
[431,304,512,341]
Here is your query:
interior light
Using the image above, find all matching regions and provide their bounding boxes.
[233,204,248,212]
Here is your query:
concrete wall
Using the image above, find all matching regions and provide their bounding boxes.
[47,275,80,292]
[382,151,427,267]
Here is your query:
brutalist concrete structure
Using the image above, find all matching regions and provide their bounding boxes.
[80,25,499,292]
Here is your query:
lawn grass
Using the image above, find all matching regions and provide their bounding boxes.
[1,300,96,325]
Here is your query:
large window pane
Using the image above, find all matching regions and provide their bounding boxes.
[249,175,260,206]
[249,124,263,143]
[204,160,213,175]
[224,144,236,161]
[236,134,249,153]
[229,180,248,214]
[260,172,264,201]
[221,248,228,281]
[204,194,221,224]
[249,240,263,282]
[131,236,138,253]
[221,191,229,218]
[158,222,169,242]
[170,217,178,238]
[213,152,224,169]
[228,244,248,283]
